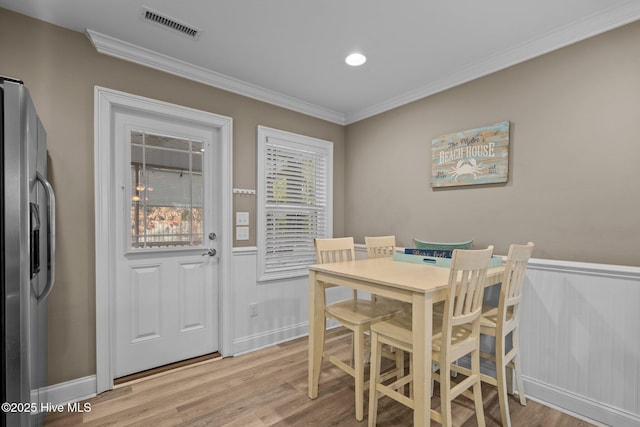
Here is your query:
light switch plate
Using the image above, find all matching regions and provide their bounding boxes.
[236,211,249,225]
[236,226,249,241]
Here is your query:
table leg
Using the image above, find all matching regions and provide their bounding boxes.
[308,270,325,399]
[412,292,433,427]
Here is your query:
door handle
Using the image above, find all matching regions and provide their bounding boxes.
[35,171,55,304]
[202,248,217,257]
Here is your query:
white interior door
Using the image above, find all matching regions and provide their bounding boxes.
[113,112,220,378]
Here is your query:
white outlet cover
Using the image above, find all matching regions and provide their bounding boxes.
[236,211,249,225]
[236,226,249,240]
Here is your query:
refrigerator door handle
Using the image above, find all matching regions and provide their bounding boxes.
[30,202,42,278]
[36,171,56,303]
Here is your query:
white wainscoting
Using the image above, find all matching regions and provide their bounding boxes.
[521,259,640,427]
[231,247,352,355]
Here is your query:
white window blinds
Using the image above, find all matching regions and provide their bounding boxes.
[257,126,333,281]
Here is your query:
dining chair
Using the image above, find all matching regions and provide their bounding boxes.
[412,239,473,320]
[364,235,406,307]
[368,246,494,427]
[313,237,404,421]
[451,242,534,427]
[365,235,397,258]
[364,235,409,371]
[413,239,472,320]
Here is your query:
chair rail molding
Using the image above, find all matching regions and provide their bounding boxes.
[527,257,640,280]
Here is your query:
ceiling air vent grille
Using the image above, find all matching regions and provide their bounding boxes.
[142,8,200,39]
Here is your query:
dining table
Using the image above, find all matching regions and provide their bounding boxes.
[307,256,505,426]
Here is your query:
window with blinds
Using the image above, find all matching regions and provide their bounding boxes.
[257,126,333,281]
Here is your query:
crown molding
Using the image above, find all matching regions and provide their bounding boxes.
[344,1,640,124]
[87,0,640,127]
[86,29,346,125]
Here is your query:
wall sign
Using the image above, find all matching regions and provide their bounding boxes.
[431,121,509,188]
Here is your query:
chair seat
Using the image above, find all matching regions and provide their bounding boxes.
[326,299,404,326]
[370,315,449,349]
[432,326,473,354]
[373,316,473,355]
[370,315,414,345]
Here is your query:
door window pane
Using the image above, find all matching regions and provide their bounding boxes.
[130,131,204,249]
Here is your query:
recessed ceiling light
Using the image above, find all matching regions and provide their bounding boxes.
[345,53,367,67]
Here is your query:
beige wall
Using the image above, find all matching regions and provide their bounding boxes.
[0,8,345,385]
[345,21,640,267]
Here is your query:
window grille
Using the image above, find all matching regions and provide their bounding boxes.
[129,130,204,249]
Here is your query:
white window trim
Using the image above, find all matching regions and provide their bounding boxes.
[256,126,333,282]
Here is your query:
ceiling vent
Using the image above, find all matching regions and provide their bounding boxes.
[141,8,200,39]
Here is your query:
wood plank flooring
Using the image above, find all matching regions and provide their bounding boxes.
[45,329,595,426]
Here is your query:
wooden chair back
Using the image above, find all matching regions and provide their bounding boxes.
[314,237,355,264]
[442,246,494,342]
[365,235,396,258]
[499,242,535,330]
[314,237,358,301]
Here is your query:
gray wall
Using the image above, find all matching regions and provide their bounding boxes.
[345,21,640,267]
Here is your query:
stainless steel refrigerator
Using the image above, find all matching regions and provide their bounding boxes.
[1,76,55,426]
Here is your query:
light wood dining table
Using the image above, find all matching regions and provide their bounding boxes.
[308,256,505,426]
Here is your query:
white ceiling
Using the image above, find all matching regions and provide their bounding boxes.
[2,0,640,124]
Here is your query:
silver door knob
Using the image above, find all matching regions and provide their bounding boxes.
[202,248,217,257]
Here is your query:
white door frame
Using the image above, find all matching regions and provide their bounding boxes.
[94,86,233,394]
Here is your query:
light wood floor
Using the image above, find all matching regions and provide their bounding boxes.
[45,329,595,426]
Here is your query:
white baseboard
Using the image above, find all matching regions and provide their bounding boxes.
[40,375,97,406]
[233,322,309,356]
[524,376,640,427]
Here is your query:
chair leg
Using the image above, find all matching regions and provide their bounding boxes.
[354,326,366,421]
[394,347,406,395]
[495,334,511,427]
[367,332,382,427]
[512,328,527,406]
[430,361,438,397]
[472,379,486,427]
[348,331,355,368]
[471,346,486,427]
[409,352,414,399]
[439,358,453,427]
[364,331,372,363]
[505,361,514,395]
[513,356,526,406]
